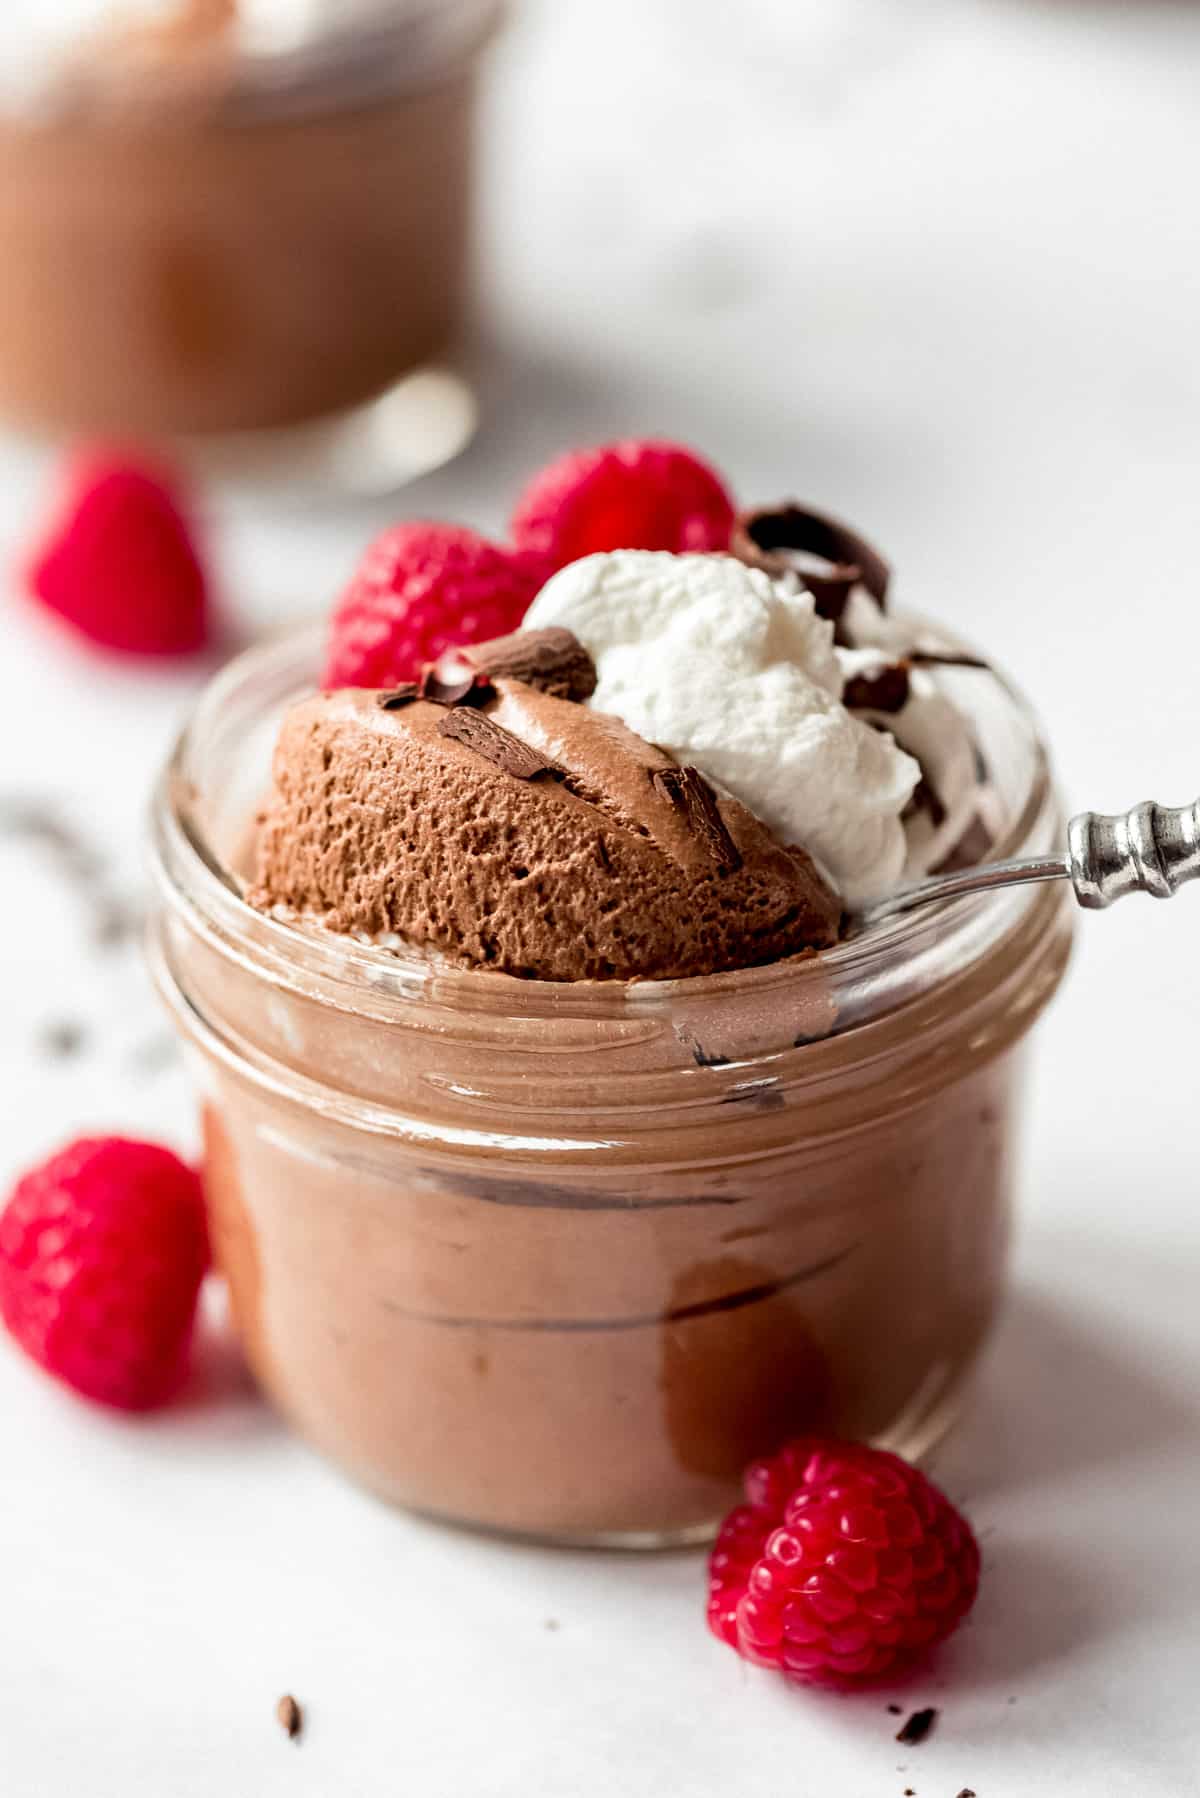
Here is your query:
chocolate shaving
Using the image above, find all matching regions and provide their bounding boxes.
[276,1695,303,1741]
[843,661,911,714]
[730,502,890,626]
[907,648,990,672]
[904,775,948,831]
[463,628,598,702]
[437,708,562,781]
[419,669,495,707]
[651,765,742,871]
[376,684,420,710]
[377,672,496,710]
[895,1707,938,1746]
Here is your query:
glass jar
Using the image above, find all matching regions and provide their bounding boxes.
[0,1,500,478]
[149,624,1073,1545]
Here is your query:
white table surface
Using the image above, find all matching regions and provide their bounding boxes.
[2,2,1200,1793]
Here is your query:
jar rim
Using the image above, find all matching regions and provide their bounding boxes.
[149,618,1062,1028]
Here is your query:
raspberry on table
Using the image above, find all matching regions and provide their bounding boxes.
[707,1438,980,1687]
[26,449,210,656]
[323,522,547,689]
[509,438,736,570]
[0,1137,209,1411]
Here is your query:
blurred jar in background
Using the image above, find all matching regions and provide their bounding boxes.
[0,0,501,479]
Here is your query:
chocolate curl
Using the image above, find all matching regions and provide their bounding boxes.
[376,672,496,711]
[437,708,562,782]
[651,765,742,871]
[906,648,991,672]
[730,502,890,626]
[842,661,911,714]
[458,628,598,703]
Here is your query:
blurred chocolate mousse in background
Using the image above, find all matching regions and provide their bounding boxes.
[0,0,502,485]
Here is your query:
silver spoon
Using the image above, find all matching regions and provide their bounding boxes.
[856,798,1200,930]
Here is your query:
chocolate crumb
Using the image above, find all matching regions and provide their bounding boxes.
[730,502,890,627]
[843,661,911,714]
[37,1019,87,1061]
[651,765,741,871]
[904,1788,916,1795]
[692,1044,733,1068]
[956,1789,977,1797]
[464,628,598,703]
[895,1708,938,1746]
[438,708,562,782]
[887,1704,903,1715]
[376,684,420,710]
[276,1695,303,1741]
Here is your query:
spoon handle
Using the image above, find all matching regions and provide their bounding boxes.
[855,796,1200,929]
[1067,798,1200,909]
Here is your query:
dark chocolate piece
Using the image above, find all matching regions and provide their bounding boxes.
[377,672,496,710]
[276,1695,303,1741]
[843,661,911,714]
[376,684,420,710]
[420,669,495,707]
[463,628,598,702]
[730,502,890,625]
[437,708,562,782]
[956,1790,977,1797]
[895,1707,938,1746]
[651,765,742,871]
[904,776,948,831]
[907,649,990,672]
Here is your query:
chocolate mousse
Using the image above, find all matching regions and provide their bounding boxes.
[250,646,841,981]
[152,474,1073,1543]
[0,0,498,437]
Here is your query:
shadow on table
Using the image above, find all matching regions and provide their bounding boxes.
[935,1281,1198,1506]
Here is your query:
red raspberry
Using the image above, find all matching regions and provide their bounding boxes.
[323,522,546,689]
[27,450,209,656]
[707,1439,980,1687]
[0,1137,209,1411]
[509,438,736,569]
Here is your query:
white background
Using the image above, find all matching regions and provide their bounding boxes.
[2,2,1199,1793]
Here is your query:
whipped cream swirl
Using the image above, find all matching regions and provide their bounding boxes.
[525,550,922,906]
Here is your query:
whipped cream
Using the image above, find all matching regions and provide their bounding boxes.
[525,550,922,906]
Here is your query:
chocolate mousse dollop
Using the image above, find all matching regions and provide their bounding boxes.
[249,635,841,982]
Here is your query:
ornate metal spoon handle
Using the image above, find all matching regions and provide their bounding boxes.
[856,797,1200,929]
[1067,798,1200,909]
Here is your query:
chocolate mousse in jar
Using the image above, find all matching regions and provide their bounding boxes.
[149,507,1073,1546]
[0,0,499,474]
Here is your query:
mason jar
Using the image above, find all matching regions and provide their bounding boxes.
[148,624,1073,1545]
